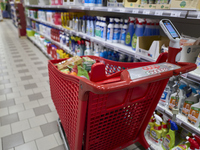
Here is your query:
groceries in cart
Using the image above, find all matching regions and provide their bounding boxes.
[56,56,95,80]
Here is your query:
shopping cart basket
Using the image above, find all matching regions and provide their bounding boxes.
[48,47,196,150]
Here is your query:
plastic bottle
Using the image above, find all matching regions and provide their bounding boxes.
[162,120,178,150]
[99,17,103,38]
[150,114,163,145]
[84,0,89,6]
[120,19,128,44]
[95,17,99,37]
[96,0,102,6]
[72,17,75,30]
[101,17,107,41]
[143,19,152,36]
[84,41,91,55]
[107,18,114,42]
[90,17,94,37]
[76,41,82,56]
[171,142,190,150]
[159,85,171,106]
[103,48,108,59]
[125,17,135,46]
[74,17,78,31]
[155,22,160,35]
[113,18,120,43]
[193,133,200,146]
[87,16,90,35]
[186,136,200,150]
[146,115,155,137]
[78,17,82,32]
[94,44,100,56]
[119,53,125,62]
[89,0,95,6]
[119,19,123,42]
[182,85,199,117]
[131,18,144,51]
[162,115,168,140]
[82,16,86,33]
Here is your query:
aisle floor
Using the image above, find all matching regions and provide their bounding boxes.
[0,20,145,150]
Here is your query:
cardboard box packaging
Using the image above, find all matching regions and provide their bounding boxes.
[171,0,200,10]
[107,0,124,7]
[136,36,169,60]
[124,0,141,8]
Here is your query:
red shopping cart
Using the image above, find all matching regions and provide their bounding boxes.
[48,47,196,150]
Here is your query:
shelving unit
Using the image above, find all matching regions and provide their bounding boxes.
[27,36,53,60]
[28,17,156,62]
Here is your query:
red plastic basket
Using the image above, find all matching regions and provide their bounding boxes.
[48,48,196,150]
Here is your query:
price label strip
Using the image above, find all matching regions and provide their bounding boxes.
[132,9,139,14]
[143,10,150,15]
[155,11,163,16]
[197,13,200,19]
[170,12,181,17]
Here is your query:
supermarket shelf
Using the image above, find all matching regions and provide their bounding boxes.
[27,36,53,60]
[187,11,200,19]
[28,17,156,62]
[156,104,200,136]
[29,27,76,56]
[146,135,162,150]
[25,5,187,18]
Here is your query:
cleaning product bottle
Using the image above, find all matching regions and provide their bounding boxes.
[169,80,188,111]
[78,17,82,32]
[162,120,178,150]
[143,19,152,36]
[76,41,83,56]
[150,114,163,145]
[113,18,120,43]
[162,115,168,141]
[182,85,199,117]
[192,133,200,147]
[84,41,91,55]
[125,17,135,46]
[131,18,144,51]
[103,48,108,59]
[107,18,114,42]
[74,17,78,31]
[146,115,155,137]
[99,17,103,38]
[82,16,86,33]
[90,16,94,37]
[155,22,160,35]
[119,19,123,42]
[94,44,100,56]
[95,16,99,37]
[159,85,171,106]
[188,90,200,127]
[120,19,128,44]
[186,136,200,150]
[101,17,107,41]
[107,50,113,60]
[171,141,190,150]
[87,16,90,35]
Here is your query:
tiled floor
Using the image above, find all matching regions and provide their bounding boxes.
[0,20,146,150]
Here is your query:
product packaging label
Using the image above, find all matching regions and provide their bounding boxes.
[107,28,110,40]
[121,28,126,41]
[188,107,200,125]
[125,32,131,45]
[131,34,137,51]
[172,145,186,150]
[182,101,194,116]
[150,130,162,144]
[161,91,168,102]
[127,63,180,80]
[169,96,179,111]
[113,28,119,40]
[163,135,171,150]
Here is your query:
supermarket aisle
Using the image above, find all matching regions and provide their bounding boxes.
[0,20,145,150]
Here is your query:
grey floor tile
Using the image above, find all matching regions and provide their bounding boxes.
[11,52,19,54]
[37,66,47,70]
[16,64,26,67]
[0,99,15,108]
[14,59,23,63]
[42,72,49,77]
[2,132,24,150]
[31,57,39,60]
[20,75,33,81]
[0,88,12,95]
[12,55,21,58]
[33,105,51,116]
[18,69,29,73]
[24,83,38,90]
[28,93,44,101]
[0,79,10,85]
[0,66,7,69]
[40,121,58,136]
[28,53,36,56]
[26,50,32,53]
[51,145,65,150]
[0,72,8,77]
[1,113,19,126]
[34,61,43,65]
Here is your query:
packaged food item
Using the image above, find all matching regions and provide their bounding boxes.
[77,66,90,80]
[61,69,70,74]
[56,56,82,70]
[82,57,96,71]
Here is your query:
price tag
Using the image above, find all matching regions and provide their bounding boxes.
[197,13,200,19]
[76,33,79,36]
[114,47,118,51]
[69,6,72,9]
[90,7,94,10]
[108,8,112,12]
[170,12,181,17]
[119,8,125,12]
[132,9,139,14]
[102,42,106,46]
[155,11,163,16]
[81,6,85,10]
[181,73,188,78]
[143,10,150,15]
[135,55,141,59]
[83,35,86,39]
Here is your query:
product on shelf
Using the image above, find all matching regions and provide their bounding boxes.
[171,0,200,10]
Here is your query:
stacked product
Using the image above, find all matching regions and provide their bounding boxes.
[16,3,26,36]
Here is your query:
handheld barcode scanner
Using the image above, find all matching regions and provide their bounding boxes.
[160,19,182,64]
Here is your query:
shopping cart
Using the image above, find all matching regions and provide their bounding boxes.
[48,47,196,150]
